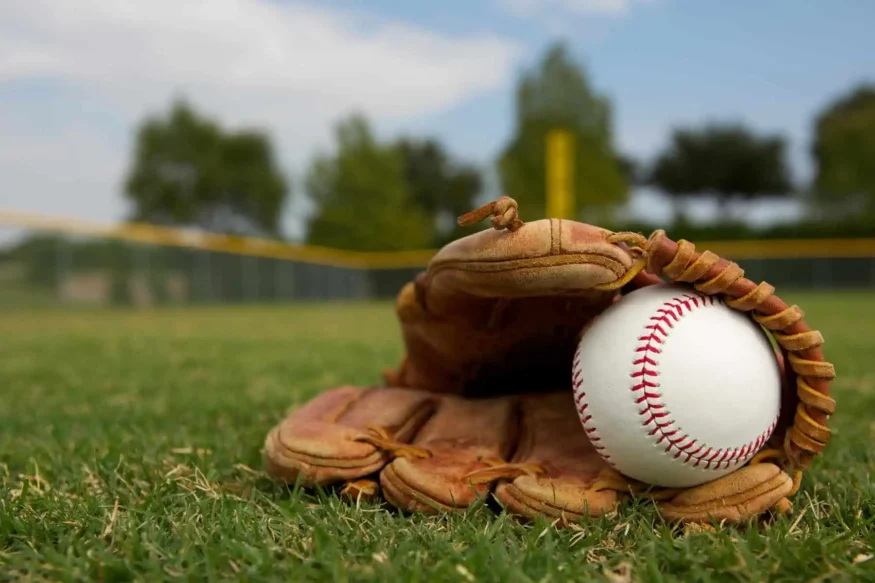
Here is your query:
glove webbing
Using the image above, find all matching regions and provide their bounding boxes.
[456,196,835,475]
[631,230,837,472]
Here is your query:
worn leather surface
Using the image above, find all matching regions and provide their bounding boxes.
[264,384,793,525]
[262,198,833,527]
[263,386,436,486]
[657,464,794,523]
[493,392,618,522]
[264,387,623,521]
[391,218,632,396]
[380,395,517,512]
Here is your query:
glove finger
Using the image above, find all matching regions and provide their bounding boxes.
[656,463,794,524]
[263,386,437,487]
[424,217,633,300]
[391,212,639,395]
[493,391,618,524]
[380,395,517,513]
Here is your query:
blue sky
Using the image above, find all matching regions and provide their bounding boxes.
[374,0,874,178]
[0,0,873,240]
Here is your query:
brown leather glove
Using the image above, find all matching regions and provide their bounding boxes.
[263,196,836,526]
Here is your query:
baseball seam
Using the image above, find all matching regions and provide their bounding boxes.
[573,291,777,472]
[572,360,611,460]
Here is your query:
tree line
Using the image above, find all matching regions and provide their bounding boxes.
[122,42,875,251]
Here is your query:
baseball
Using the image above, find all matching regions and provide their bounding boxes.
[572,283,781,488]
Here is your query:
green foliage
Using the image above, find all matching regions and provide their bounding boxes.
[305,115,434,251]
[4,235,192,305]
[396,138,483,247]
[124,100,289,237]
[6,236,136,290]
[498,42,629,220]
[5,235,63,288]
[616,152,642,185]
[612,212,875,243]
[648,122,793,210]
[812,84,875,211]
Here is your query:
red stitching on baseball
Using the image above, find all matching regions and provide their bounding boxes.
[573,291,778,474]
[646,323,667,335]
[657,308,680,323]
[631,381,658,391]
[636,345,662,354]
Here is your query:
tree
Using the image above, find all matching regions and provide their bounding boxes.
[648,122,793,218]
[812,84,875,214]
[615,152,642,185]
[497,42,628,221]
[124,100,289,237]
[305,115,433,251]
[395,138,483,246]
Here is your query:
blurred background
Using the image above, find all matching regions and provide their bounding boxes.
[1,0,874,307]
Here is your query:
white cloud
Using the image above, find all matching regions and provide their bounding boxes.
[498,0,656,39]
[0,0,520,123]
[501,0,651,18]
[0,0,521,235]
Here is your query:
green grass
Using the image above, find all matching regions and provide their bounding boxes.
[1,292,874,582]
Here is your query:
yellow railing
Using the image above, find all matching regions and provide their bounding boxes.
[0,209,435,269]
[2,208,875,269]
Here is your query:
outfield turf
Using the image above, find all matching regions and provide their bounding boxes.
[1,292,874,582]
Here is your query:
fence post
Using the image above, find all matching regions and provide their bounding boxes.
[813,258,834,290]
[54,236,71,303]
[243,255,258,303]
[196,251,212,303]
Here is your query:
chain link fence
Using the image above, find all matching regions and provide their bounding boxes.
[0,231,423,307]
[1,229,874,309]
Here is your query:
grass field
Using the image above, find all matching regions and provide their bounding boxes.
[1,292,874,582]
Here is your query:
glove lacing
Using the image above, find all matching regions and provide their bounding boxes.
[354,426,432,459]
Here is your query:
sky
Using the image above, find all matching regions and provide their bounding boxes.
[1,0,873,242]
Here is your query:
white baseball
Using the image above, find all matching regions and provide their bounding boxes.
[572,283,781,488]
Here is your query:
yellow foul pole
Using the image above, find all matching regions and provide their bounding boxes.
[545,129,575,219]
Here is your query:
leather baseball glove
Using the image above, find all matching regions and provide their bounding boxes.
[263,196,835,526]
